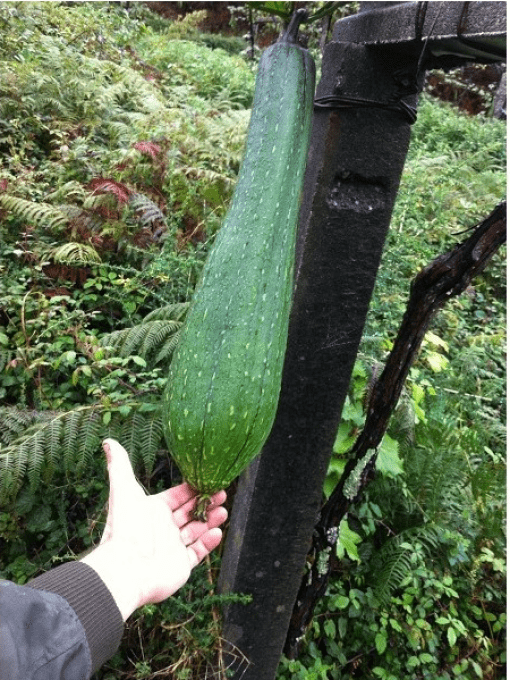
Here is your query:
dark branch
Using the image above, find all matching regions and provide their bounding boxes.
[284,200,506,658]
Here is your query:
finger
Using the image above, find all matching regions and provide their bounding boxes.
[164,485,227,513]
[172,495,201,528]
[166,482,198,511]
[180,506,228,546]
[172,489,228,528]
[207,505,228,529]
[187,528,223,568]
[209,489,227,508]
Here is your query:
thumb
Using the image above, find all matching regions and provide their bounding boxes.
[101,438,145,541]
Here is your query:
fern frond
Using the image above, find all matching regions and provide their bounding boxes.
[45,181,89,204]
[87,178,132,206]
[144,303,189,322]
[47,242,102,266]
[155,331,182,365]
[0,349,14,375]
[142,320,181,355]
[74,409,102,472]
[133,141,162,159]
[46,415,64,468]
[0,193,68,230]
[63,409,82,473]
[26,427,46,491]
[404,423,468,525]
[117,408,164,474]
[0,406,103,500]
[101,320,181,365]
[100,304,187,366]
[0,403,163,501]
[129,193,166,229]
[371,524,444,602]
[372,539,415,603]
[176,166,234,186]
[139,412,163,474]
[0,407,39,446]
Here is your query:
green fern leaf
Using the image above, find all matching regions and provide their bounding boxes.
[48,242,102,266]
[100,305,186,366]
[46,416,64,468]
[26,427,46,491]
[117,409,164,474]
[0,193,68,230]
[120,410,147,469]
[139,411,163,474]
[372,538,415,603]
[154,330,182,365]
[0,444,26,498]
[75,410,102,472]
[63,410,82,473]
[140,320,181,357]
[143,303,189,322]
[0,406,108,500]
[0,407,38,446]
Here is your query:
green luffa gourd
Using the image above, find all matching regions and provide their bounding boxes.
[163,10,315,514]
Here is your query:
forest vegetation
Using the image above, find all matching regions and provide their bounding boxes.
[0,3,505,679]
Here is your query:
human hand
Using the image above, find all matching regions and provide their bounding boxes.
[81,438,227,620]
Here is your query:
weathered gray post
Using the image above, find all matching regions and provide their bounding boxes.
[217,3,506,679]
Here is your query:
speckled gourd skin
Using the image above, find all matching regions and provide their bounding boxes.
[163,30,315,495]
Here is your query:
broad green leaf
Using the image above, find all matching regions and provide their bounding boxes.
[471,661,483,678]
[447,626,458,646]
[336,519,361,562]
[425,331,449,351]
[375,434,403,476]
[425,350,449,373]
[324,619,336,638]
[334,595,350,610]
[333,421,357,454]
[375,632,387,654]
[342,396,365,427]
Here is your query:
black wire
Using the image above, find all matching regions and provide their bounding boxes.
[313,94,417,124]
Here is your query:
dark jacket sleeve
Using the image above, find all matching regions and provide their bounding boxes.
[0,562,124,680]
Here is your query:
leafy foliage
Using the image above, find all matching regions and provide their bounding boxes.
[0,3,505,679]
[99,303,188,366]
[278,65,505,680]
[0,193,69,230]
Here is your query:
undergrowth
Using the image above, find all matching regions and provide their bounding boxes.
[0,3,505,679]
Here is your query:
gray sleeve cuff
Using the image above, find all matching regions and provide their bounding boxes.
[29,561,124,673]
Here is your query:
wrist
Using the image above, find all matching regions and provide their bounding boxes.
[81,541,142,621]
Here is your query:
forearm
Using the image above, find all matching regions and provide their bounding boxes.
[28,561,124,674]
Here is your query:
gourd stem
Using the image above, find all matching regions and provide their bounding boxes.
[282,8,308,44]
[193,493,213,522]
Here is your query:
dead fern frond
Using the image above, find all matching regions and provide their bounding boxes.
[87,178,132,206]
[129,193,166,229]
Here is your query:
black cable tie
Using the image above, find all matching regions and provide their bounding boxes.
[313,94,417,124]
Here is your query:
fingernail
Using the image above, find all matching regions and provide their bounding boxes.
[102,440,112,462]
